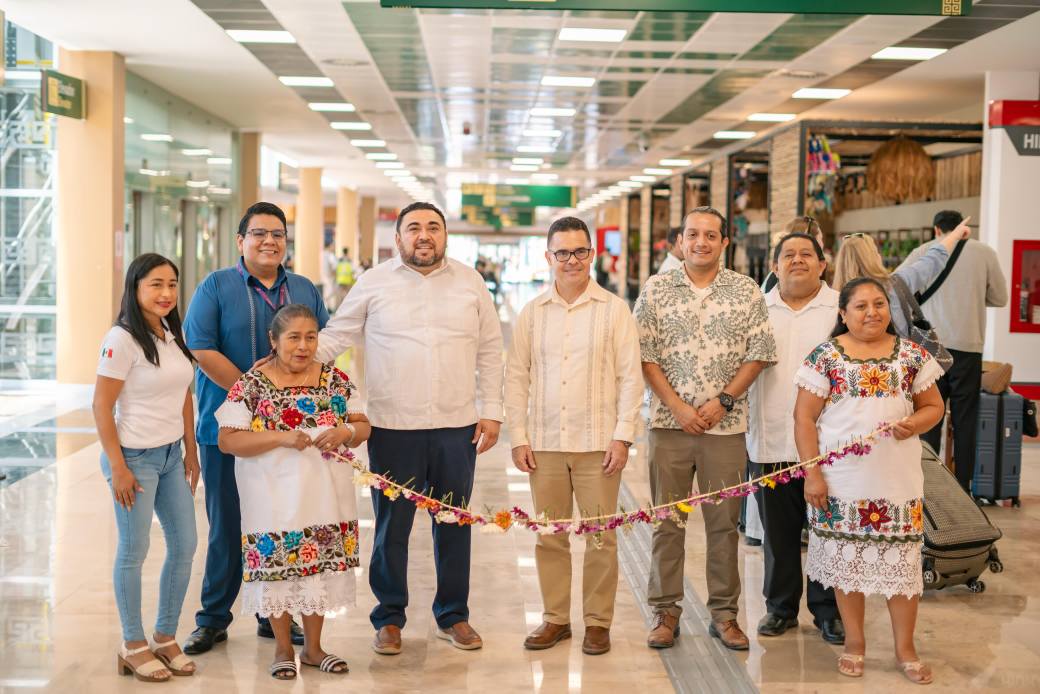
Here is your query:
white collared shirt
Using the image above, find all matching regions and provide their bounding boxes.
[746,282,839,463]
[505,280,643,452]
[657,253,683,274]
[315,256,504,430]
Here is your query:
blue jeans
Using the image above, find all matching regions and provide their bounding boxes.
[101,442,198,642]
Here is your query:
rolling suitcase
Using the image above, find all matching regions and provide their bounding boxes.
[973,391,1023,506]
[921,442,1003,593]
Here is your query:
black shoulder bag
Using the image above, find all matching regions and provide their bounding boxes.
[915,239,967,305]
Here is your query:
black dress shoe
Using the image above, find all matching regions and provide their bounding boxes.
[814,618,845,645]
[756,613,798,636]
[183,626,228,655]
[744,537,762,547]
[257,616,306,645]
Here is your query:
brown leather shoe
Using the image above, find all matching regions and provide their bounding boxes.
[708,619,749,651]
[582,626,610,655]
[524,622,572,651]
[436,621,483,651]
[372,625,402,655]
[647,612,680,649]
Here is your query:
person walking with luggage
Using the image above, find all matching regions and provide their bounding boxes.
[93,253,199,682]
[182,202,330,655]
[505,217,643,656]
[747,233,843,645]
[899,210,1009,491]
[794,277,944,684]
[635,206,777,652]
[315,202,504,656]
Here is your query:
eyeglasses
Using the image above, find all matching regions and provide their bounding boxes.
[550,247,593,262]
[244,228,287,241]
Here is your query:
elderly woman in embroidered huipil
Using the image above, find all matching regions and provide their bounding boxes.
[216,304,368,680]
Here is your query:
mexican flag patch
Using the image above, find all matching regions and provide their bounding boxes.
[101,348,113,359]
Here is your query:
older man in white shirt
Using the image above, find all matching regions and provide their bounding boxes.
[316,202,504,656]
[747,231,843,645]
[506,217,643,657]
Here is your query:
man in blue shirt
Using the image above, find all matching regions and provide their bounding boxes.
[181,202,329,655]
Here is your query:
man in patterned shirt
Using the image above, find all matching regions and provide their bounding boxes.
[635,206,777,651]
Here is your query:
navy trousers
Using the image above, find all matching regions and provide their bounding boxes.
[367,425,477,630]
[195,445,242,630]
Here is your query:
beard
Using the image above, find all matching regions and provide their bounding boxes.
[406,244,445,267]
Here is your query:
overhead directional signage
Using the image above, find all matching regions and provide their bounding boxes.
[40,69,85,119]
[462,184,575,209]
[381,1,969,16]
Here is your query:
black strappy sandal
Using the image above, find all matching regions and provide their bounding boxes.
[270,660,298,680]
[301,653,349,674]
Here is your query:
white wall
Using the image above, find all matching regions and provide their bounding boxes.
[835,196,981,235]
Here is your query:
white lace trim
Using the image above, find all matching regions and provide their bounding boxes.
[796,381,829,399]
[806,533,923,599]
[911,371,942,395]
[240,570,356,618]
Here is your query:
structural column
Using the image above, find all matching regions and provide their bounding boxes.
[359,195,376,264]
[639,185,652,285]
[294,167,323,283]
[56,50,125,384]
[617,195,629,299]
[710,159,729,218]
[669,173,684,228]
[236,131,261,214]
[769,126,802,243]
[335,187,359,261]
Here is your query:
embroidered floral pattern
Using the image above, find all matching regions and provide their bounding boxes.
[242,521,360,582]
[809,496,923,542]
[858,500,891,531]
[816,500,845,529]
[857,365,892,398]
[225,365,357,432]
[798,339,934,405]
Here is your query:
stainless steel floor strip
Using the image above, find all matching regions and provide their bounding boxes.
[617,483,758,694]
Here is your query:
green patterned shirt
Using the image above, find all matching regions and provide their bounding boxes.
[634,267,777,433]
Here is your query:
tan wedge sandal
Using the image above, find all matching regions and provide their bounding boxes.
[838,653,865,678]
[150,638,196,676]
[900,660,934,685]
[117,644,171,683]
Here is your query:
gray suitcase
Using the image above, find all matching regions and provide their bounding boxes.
[921,442,1003,593]
[973,391,1023,505]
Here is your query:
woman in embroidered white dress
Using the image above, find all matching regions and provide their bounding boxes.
[216,304,368,680]
[794,278,944,685]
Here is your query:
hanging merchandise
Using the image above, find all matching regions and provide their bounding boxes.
[867,136,935,203]
[805,134,840,214]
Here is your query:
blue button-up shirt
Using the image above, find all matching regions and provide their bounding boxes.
[184,257,329,445]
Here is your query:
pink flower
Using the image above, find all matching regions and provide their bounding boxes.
[299,542,319,563]
[227,381,244,402]
[257,399,276,418]
[245,549,261,569]
[316,410,338,427]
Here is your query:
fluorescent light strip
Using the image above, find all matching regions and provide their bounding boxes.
[631,175,656,182]
[330,121,372,131]
[530,107,576,117]
[186,179,210,188]
[279,75,334,88]
[619,181,642,188]
[376,162,404,169]
[542,75,596,88]
[309,102,355,112]
[517,145,554,154]
[792,87,850,100]
[140,133,173,142]
[522,128,562,138]
[226,30,295,44]
[207,157,232,165]
[713,130,756,140]
[513,157,544,165]
[366,153,397,160]
[872,46,946,61]
[643,168,672,175]
[208,186,232,195]
[181,148,212,156]
[511,164,539,172]
[660,158,691,167]
[558,27,626,43]
[748,112,795,122]
[350,139,386,147]
[385,170,411,177]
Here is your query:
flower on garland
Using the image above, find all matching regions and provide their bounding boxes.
[382,486,401,501]
[760,476,777,490]
[435,510,459,524]
[676,501,693,514]
[493,510,513,531]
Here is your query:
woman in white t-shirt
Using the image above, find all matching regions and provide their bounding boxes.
[92,253,200,683]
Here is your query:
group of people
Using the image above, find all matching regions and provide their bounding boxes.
[92,197,1001,685]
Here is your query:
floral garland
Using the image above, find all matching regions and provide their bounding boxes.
[325,423,893,539]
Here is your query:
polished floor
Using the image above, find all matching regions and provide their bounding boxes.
[2,327,1039,692]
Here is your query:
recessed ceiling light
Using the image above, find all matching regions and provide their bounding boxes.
[558,27,627,43]
[530,107,576,117]
[367,153,397,160]
[531,173,559,181]
[123,116,134,124]
[330,121,372,131]
[138,168,167,177]
[181,148,212,156]
[513,157,544,165]
[713,130,756,140]
[505,177,530,185]
[141,133,173,142]
[279,75,334,87]
[619,181,642,188]
[748,112,795,122]
[207,157,232,165]
[350,139,386,147]
[309,102,355,112]
[872,46,947,61]
[186,179,210,188]
[385,170,411,177]
[208,186,232,195]
[522,128,562,138]
[660,158,691,167]
[792,87,851,100]
[226,30,295,44]
[631,175,657,182]
[377,162,405,169]
[643,168,672,175]
[511,164,539,172]
[518,145,555,154]
[542,75,596,88]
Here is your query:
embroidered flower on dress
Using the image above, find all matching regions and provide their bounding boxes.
[245,548,261,569]
[250,417,264,432]
[828,370,848,395]
[256,534,276,557]
[227,381,245,402]
[316,410,338,427]
[911,502,924,532]
[257,399,276,418]
[330,395,347,416]
[296,397,317,414]
[313,526,334,547]
[817,500,845,529]
[858,365,891,398]
[858,501,892,532]
[299,542,319,563]
[280,408,304,427]
[283,530,304,549]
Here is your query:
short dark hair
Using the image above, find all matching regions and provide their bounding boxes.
[683,206,728,238]
[547,216,591,247]
[238,202,287,236]
[831,277,896,338]
[773,232,825,264]
[396,201,446,234]
[666,226,682,246]
[933,210,963,234]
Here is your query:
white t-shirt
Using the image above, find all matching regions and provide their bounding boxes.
[96,325,195,449]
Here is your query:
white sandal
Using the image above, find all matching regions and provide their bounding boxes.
[149,638,196,676]
[117,644,171,682]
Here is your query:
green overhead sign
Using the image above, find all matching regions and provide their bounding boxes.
[40,69,85,119]
[462,184,575,209]
[381,1,969,15]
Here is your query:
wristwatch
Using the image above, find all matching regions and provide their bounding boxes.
[718,392,735,412]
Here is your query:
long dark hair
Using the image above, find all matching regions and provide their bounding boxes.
[831,277,898,338]
[116,253,195,367]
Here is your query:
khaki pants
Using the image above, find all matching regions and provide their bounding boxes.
[529,451,622,628]
[647,429,747,622]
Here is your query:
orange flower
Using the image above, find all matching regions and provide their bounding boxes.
[493,510,513,531]
[858,365,891,397]
[910,502,924,532]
